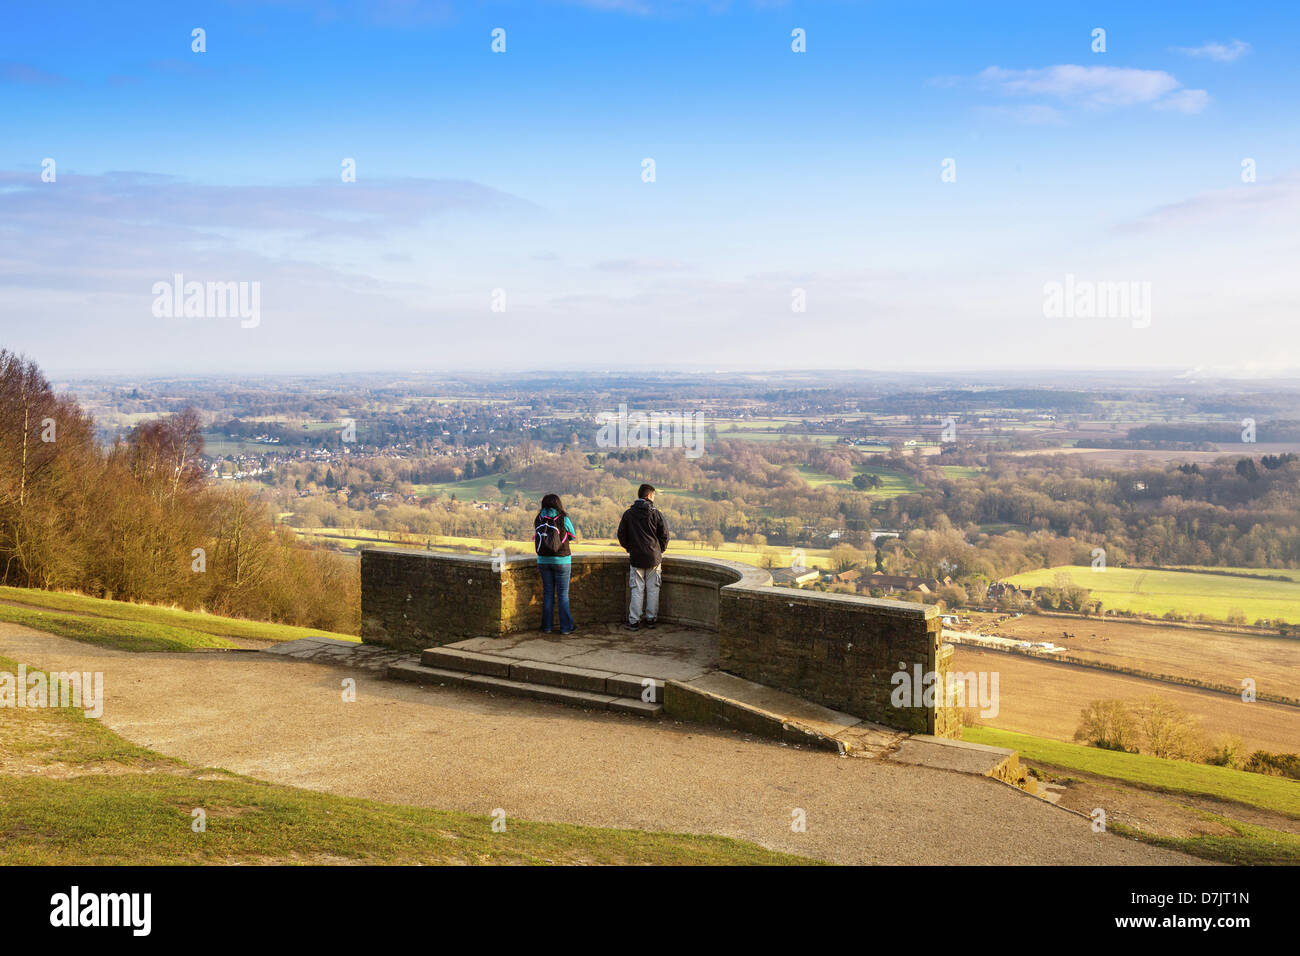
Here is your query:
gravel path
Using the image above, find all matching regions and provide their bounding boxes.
[0,624,1198,866]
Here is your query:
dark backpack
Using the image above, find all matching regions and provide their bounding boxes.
[534,512,568,557]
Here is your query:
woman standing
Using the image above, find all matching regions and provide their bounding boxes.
[534,493,577,634]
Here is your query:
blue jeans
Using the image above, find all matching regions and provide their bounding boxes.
[539,564,574,633]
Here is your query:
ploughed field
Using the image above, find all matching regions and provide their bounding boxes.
[952,645,1300,755]
[968,612,1300,702]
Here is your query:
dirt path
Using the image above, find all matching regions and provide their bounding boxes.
[0,624,1197,866]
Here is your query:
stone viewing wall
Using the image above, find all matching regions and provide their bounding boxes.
[932,644,961,739]
[499,554,627,631]
[361,547,956,736]
[360,549,507,647]
[363,549,756,646]
[718,584,950,736]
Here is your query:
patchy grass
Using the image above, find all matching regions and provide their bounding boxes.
[0,604,238,652]
[965,726,1300,818]
[0,774,819,865]
[1110,814,1300,866]
[0,586,357,646]
[973,725,1300,864]
[0,659,169,770]
[0,655,816,866]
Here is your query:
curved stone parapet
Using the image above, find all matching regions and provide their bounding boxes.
[360,547,955,735]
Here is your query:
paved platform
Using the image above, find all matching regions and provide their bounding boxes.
[261,636,402,671]
[263,631,1023,785]
[450,622,717,682]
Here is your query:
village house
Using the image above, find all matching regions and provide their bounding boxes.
[770,567,820,588]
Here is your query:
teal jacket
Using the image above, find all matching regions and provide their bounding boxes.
[536,508,577,565]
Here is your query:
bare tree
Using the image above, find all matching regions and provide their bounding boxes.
[1135,695,1206,761]
[1073,699,1140,753]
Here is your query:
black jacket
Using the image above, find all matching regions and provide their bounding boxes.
[617,498,670,569]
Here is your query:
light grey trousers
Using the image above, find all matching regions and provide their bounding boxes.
[628,564,662,625]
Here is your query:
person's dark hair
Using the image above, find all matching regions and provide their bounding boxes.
[539,493,566,518]
[637,483,655,500]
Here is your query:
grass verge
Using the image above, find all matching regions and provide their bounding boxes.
[0,585,357,647]
[965,726,1300,818]
[1110,815,1300,866]
[0,654,815,866]
[0,604,238,652]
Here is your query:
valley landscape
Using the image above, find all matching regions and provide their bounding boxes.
[0,0,1295,936]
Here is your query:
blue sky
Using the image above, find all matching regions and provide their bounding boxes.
[1,1,1297,374]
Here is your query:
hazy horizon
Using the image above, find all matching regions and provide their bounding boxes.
[40,363,1300,390]
[3,1,1297,373]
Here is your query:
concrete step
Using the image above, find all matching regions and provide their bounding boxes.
[386,660,664,717]
[420,647,513,677]
[388,660,468,686]
[664,672,908,756]
[888,735,1029,789]
[418,647,666,703]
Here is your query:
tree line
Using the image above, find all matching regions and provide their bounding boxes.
[0,351,358,633]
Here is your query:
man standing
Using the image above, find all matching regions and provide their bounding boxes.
[617,483,670,631]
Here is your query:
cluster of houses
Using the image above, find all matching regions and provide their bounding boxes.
[771,568,955,594]
[208,461,268,481]
[772,568,1040,610]
[985,581,1035,602]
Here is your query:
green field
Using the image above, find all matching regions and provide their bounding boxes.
[939,465,985,479]
[1172,566,1300,583]
[415,469,640,502]
[413,473,544,500]
[0,586,357,650]
[1005,565,1300,623]
[652,485,709,502]
[203,420,347,456]
[795,464,922,498]
[708,417,841,443]
[201,437,281,456]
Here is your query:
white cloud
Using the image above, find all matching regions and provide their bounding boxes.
[1152,88,1211,113]
[1172,39,1251,63]
[979,65,1173,107]
[1119,170,1300,233]
[975,64,1207,114]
